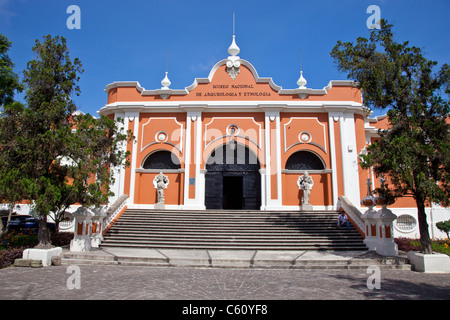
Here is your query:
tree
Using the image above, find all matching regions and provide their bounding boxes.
[0,35,131,248]
[0,34,24,237]
[0,34,23,106]
[330,20,450,254]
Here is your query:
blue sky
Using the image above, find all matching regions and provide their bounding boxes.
[1,0,449,117]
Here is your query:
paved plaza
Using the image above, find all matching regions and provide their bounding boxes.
[0,263,449,301]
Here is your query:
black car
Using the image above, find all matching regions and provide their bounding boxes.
[1,215,57,233]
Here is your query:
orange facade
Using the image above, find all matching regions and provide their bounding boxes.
[100,52,417,212]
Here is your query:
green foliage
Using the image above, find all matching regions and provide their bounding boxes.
[0,34,23,106]
[395,237,450,255]
[1,230,38,249]
[436,220,450,239]
[330,20,450,254]
[0,35,132,247]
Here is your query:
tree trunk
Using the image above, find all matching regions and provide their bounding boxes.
[36,214,52,249]
[416,197,432,254]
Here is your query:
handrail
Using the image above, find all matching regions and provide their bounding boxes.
[103,194,128,231]
[336,196,365,237]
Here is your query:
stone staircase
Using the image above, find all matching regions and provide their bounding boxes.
[100,209,368,251]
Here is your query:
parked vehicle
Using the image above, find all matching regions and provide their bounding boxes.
[1,215,56,233]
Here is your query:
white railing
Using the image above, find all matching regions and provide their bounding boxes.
[103,194,129,232]
[336,195,365,235]
[58,220,75,232]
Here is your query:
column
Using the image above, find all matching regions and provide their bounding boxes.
[339,112,361,206]
[264,110,282,210]
[328,112,339,207]
[127,111,140,207]
[183,109,205,209]
[109,111,128,205]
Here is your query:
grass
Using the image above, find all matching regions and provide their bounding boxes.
[395,237,450,255]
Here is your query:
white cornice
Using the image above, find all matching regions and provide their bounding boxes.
[98,100,365,116]
[104,59,360,100]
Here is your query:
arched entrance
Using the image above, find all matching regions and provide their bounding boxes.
[205,143,261,210]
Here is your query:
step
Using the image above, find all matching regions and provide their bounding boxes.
[99,243,368,251]
[61,249,408,270]
[102,231,362,239]
[106,225,360,233]
[100,209,367,251]
[100,239,368,248]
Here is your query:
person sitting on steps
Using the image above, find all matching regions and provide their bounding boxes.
[337,210,350,230]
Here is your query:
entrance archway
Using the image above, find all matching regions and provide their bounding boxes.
[205,143,261,210]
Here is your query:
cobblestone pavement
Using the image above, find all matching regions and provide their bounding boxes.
[0,265,449,301]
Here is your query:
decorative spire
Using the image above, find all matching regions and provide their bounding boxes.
[161,51,171,89]
[228,35,240,57]
[227,11,240,57]
[226,11,241,80]
[297,50,307,89]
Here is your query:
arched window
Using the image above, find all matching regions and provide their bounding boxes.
[285,151,325,170]
[142,150,180,170]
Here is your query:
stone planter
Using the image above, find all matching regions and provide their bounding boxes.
[22,247,62,267]
[407,251,450,273]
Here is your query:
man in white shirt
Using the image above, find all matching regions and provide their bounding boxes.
[337,210,350,230]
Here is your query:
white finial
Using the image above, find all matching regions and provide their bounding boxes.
[228,11,240,57]
[161,51,171,89]
[297,71,307,89]
[161,71,171,89]
[228,35,240,57]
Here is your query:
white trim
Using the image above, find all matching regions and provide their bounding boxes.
[100,100,364,116]
[135,169,185,173]
[183,113,192,207]
[104,60,358,100]
[128,112,139,205]
[195,112,202,207]
[183,111,206,210]
[279,205,336,211]
[339,112,361,205]
[264,111,283,209]
[328,112,339,207]
[109,112,126,205]
[282,169,332,174]
[264,114,271,209]
[275,113,282,203]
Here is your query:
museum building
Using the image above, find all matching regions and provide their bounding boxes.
[97,34,448,239]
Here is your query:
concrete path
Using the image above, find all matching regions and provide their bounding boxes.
[1,262,449,301]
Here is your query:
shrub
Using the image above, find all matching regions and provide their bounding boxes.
[0,248,24,269]
[395,237,421,252]
[436,220,450,239]
[1,230,38,248]
[395,237,450,255]
[51,232,74,247]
